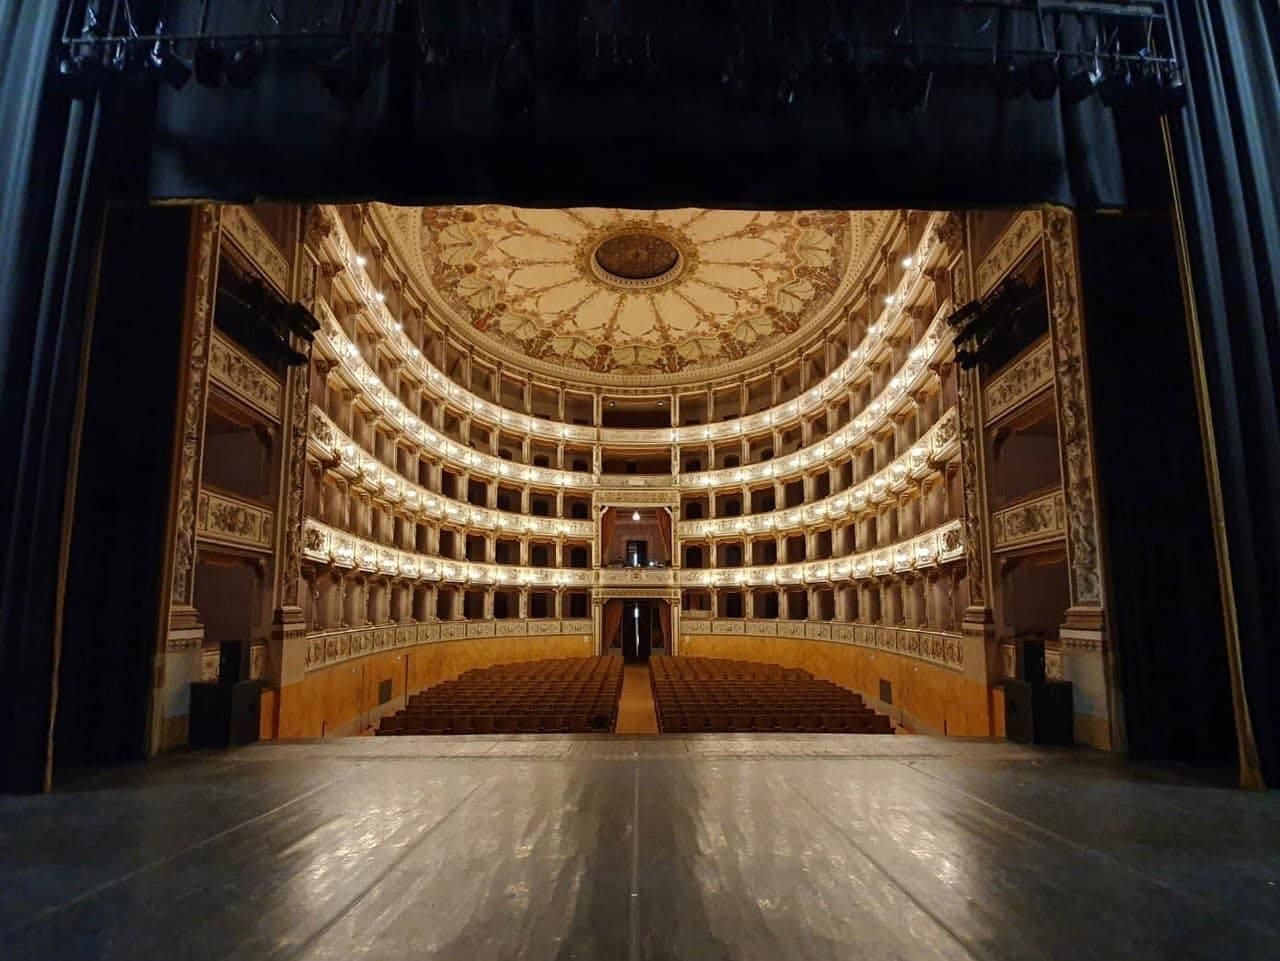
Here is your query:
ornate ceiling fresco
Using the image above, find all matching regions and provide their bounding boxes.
[373,204,894,386]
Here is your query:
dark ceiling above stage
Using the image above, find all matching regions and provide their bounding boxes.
[118,0,1170,211]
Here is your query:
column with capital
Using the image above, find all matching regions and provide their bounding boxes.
[154,206,221,753]
[1043,210,1113,749]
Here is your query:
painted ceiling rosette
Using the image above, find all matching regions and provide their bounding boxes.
[374,204,892,385]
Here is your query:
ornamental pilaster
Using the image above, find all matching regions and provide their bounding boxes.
[161,205,220,652]
[1044,209,1113,748]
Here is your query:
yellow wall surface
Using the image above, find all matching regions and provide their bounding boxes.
[681,634,997,737]
[264,632,594,739]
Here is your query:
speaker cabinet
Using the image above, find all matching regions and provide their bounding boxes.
[1003,679,1074,746]
[189,679,262,748]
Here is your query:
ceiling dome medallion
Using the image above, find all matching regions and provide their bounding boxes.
[588,228,687,289]
[377,205,890,384]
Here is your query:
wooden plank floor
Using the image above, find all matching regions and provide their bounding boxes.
[1,737,1277,960]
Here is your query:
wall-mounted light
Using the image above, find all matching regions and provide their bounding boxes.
[632,509,641,522]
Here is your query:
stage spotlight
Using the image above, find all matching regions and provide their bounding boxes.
[1098,61,1133,108]
[1027,57,1059,101]
[225,41,264,90]
[992,56,1024,99]
[149,39,192,90]
[105,38,134,75]
[58,53,104,100]
[1061,57,1102,104]
[1159,67,1188,113]
[194,42,225,87]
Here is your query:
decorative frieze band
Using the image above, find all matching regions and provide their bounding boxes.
[679,617,966,672]
[197,489,275,551]
[303,618,594,672]
[977,209,1042,297]
[302,515,963,589]
[984,337,1054,424]
[991,489,1067,552]
[593,489,680,507]
[221,205,290,294]
[209,332,281,420]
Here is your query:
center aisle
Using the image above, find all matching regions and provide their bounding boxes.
[614,663,659,734]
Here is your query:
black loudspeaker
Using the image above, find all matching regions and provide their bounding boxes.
[1003,679,1074,746]
[189,679,262,748]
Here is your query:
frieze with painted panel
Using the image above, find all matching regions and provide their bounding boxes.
[984,337,1054,424]
[991,489,1067,552]
[197,489,274,551]
[209,333,282,420]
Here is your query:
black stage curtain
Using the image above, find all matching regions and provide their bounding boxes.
[126,0,1159,210]
[1078,213,1235,768]
[1168,1,1280,785]
[0,0,114,793]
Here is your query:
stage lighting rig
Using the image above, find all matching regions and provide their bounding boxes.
[51,0,1184,120]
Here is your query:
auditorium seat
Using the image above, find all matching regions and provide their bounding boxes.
[375,656,624,736]
[649,656,892,735]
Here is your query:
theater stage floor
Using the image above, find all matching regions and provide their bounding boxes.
[3,736,1278,961]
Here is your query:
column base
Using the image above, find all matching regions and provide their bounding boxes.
[1060,606,1111,750]
[155,606,204,754]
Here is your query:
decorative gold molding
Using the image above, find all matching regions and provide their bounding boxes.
[222,205,290,294]
[991,489,1067,552]
[592,488,680,507]
[977,209,1042,297]
[957,367,988,607]
[170,207,220,608]
[197,489,274,551]
[679,617,965,672]
[209,332,281,420]
[280,338,311,608]
[1045,210,1104,608]
[303,619,594,672]
[984,336,1054,424]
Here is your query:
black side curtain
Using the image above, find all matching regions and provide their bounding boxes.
[0,0,113,792]
[1170,0,1280,785]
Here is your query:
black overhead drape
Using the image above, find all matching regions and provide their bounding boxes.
[1168,0,1280,785]
[128,0,1155,209]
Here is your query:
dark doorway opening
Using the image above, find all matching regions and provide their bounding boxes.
[622,600,653,663]
[625,539,648,568]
